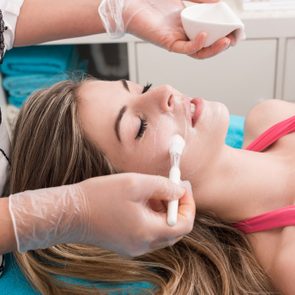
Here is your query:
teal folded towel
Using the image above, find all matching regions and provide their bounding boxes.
[3,73,69,108]
[0,45,78,76]
[7,96,28,108]
[0,116,244,294]
[226,115,245,148]
[1,254,154,295]
[1,44,88,108]
[3,72,68,95]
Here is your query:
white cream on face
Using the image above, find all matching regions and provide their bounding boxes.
[78,80,230,183]
[173,95,183,105]
[129,94,191,174]
[167,134,186,226]
[167,94,193,141]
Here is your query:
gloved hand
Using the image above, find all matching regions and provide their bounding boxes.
[99,0,235,59]
[9,173,195,256]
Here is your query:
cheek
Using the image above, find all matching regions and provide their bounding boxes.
[179,136,200,180]
[120,117,178,176]
[180,103,230,179]
[131,131,173,176]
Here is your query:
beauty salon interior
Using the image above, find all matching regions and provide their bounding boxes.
[1,0,295,294]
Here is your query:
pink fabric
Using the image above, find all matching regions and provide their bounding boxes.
[245,115,295,152]
[234,206,295,234]
[233,115,295,234]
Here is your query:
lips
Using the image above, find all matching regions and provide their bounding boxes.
[190,98,203,127]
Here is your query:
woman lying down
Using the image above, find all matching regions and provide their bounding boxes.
[9,78,295,294]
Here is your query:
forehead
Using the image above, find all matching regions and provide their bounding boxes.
[76,79,142,147]
[77,80,144,132]
[78,80,141,103]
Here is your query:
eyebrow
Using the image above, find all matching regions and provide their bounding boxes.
[115,80,148,142]
[114,105,127,142]
[113,80,130,143]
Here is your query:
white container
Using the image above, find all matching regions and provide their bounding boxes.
[181,2,246,47]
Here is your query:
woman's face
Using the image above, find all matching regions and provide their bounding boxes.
[78,80,229,179]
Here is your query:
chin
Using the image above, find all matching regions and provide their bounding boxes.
[182,100,230,174]
[203,100,230,130]
[213,100,229,115]
[214,101,230,140]
[218,102,230,126]
[200,100,230,150]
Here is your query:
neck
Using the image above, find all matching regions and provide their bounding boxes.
[190,145,288,222]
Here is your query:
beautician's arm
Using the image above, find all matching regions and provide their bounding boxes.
[14,0,105,46]
[14,0,231,59]
[0,198,17,253]
[3,174,195,256]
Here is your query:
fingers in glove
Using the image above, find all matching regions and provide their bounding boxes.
[190,37,230,59]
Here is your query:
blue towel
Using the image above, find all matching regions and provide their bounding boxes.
[7,96,32,108]
[0,115,245,294]
[1,44,88,108]
[3,73,69,107]
[225,115,245,148]
[0,45,78,76]
[3,73,70,97]
[1,254,154,295]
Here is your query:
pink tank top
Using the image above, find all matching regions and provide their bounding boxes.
[233,115,295,234]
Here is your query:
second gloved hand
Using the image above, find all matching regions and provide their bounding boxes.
[9,173,195,256]
[99,0,234,59]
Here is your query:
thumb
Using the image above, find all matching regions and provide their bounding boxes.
[147,176,185,202]
[177,180,196,224]
[149,180,195,240]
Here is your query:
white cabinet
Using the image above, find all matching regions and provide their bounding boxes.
[135,39,277,115]
[284,38,295,102]
[1,1,295,115]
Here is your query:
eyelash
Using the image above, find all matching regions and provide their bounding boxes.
[142,82,152,93]
[134,82,152,140]
[136,118,147,140]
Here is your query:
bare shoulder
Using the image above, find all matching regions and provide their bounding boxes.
[270,229,295,295]
[243,99,295,147]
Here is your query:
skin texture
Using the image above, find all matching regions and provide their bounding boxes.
[78,80,229,179]
[78,79,295,294]
[243,100,295,295]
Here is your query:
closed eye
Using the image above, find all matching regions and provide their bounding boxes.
[134,83,151,140]
[142,82,152,94]
[135,118,147,140]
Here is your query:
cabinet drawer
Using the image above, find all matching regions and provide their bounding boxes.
[135,39,277,116]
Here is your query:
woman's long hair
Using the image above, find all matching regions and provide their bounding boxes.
[9,80,277,294]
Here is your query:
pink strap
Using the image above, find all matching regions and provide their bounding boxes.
[245,115,295,152]
[234,116,295,233]
[233,206,295,234]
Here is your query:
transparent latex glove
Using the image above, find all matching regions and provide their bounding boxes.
[99,0,235,59]
[9,173,195,256]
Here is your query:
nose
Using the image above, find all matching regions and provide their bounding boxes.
[157,85,175,113]
[137,84,180,114]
